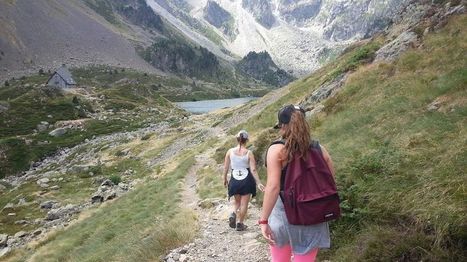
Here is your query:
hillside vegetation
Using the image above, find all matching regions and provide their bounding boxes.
[237,14,466,261]
[0,67,186,178]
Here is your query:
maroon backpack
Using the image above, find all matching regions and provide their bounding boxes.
[272,140,341,225]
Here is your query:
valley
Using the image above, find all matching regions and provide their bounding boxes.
[0,0,466,261]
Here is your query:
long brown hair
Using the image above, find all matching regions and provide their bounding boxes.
[282,110,310,161]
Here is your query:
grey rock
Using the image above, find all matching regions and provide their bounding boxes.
[46,204,79,221]
[14,231,28,238]
[0,234,8,247]
[375,31,419,62]
[50,185,60,190]
[33,228,43,236]
[14,220,28,225]
[7,213,16,216]
[0,247,11,258]
[49,128,67,137]
[100,179,114,187]
[37,122,49,132]
[37,178,50,185]
[17,198,27,206]
[427,101,441,112]
[3,203,14,210]
[40,200,58,209]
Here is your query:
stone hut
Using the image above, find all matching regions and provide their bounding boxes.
[46,65,76,88]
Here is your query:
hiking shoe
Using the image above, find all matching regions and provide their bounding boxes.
[236,223,247,231]
[228,212,236,228]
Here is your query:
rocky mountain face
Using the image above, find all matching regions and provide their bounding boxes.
[158,0,412,75]
[203,1,237,39]
[237,51,294,86]
[277,0,323,25]
[0,0,158,81]
[241,0,276,28]
[141,39,227,80]
[0,0,289,90]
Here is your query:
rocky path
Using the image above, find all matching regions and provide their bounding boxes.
[166,147,270,262]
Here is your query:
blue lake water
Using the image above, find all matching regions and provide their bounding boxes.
[175,97,258,114]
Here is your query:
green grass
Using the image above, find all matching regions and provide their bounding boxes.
[0,69,187,178]
[9,157,197,262]
[312,15,466,261]
[221,14,466,261]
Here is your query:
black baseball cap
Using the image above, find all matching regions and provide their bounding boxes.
[273,105,305,129]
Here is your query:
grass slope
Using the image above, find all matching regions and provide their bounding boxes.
[6,156,197,261]
[0,67,185,178]
[234,14,466,261]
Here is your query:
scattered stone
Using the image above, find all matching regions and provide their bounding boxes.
[375,31,419,62]
[0,247,11,258]
[100,179,114,187]
[427,100,441,112]
[33,228,43,236]
[48,128,67,137]
[50,185,60,190]
[3,203,14,210]
[37,178,50,185]
[7,213,16,216]
[40,200,58,209]
[0,234,8,247]
[14,220,28,225]
[14,231,27,238]
[46,204,79,221]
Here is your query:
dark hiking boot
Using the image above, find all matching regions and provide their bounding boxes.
[236,223,247,231]
[229,212,236,228]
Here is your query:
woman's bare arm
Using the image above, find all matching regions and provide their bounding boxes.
[320,146,335,176]
[223,149,231,187]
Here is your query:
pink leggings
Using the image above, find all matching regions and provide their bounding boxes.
[270,245,318,262]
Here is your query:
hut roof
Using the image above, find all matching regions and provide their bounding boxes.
[49,66,76,85]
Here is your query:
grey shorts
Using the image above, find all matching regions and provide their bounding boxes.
[269,198,331,255]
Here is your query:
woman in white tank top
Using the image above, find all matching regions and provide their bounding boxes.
[223,130,265,231]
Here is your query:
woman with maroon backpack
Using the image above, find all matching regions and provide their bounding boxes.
[259,105,336,262]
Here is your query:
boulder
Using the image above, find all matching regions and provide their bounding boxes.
[14,231,27,238]
[375,31,419,62]
[0,247,10,258]
[40,200,58,209]
[0,234,8,247]
[37,178,50,185]
[14,220,27,225]
[49,128,67,137]
[46,204,79,221]
[33,228,43,236]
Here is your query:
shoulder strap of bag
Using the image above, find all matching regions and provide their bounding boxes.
[264,140,285,167]
[310,140,322,155]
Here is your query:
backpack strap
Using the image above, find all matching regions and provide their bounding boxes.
[264,140,285,167]
[310,140,322,155]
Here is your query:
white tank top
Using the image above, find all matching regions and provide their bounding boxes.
[229,148,250,169]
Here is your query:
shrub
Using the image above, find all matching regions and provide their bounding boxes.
[109,175,121,185]
[72,96,79,104]
[4,80,9,87]
[141,133,153,141]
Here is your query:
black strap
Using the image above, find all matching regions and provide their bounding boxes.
[265,140,285,167]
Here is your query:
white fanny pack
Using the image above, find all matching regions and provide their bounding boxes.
[231,168,249,180]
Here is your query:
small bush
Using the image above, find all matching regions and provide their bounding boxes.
[72,96,79,105]
[4,80,9,87]
[109,175,121,185]
[141,133,153,141]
